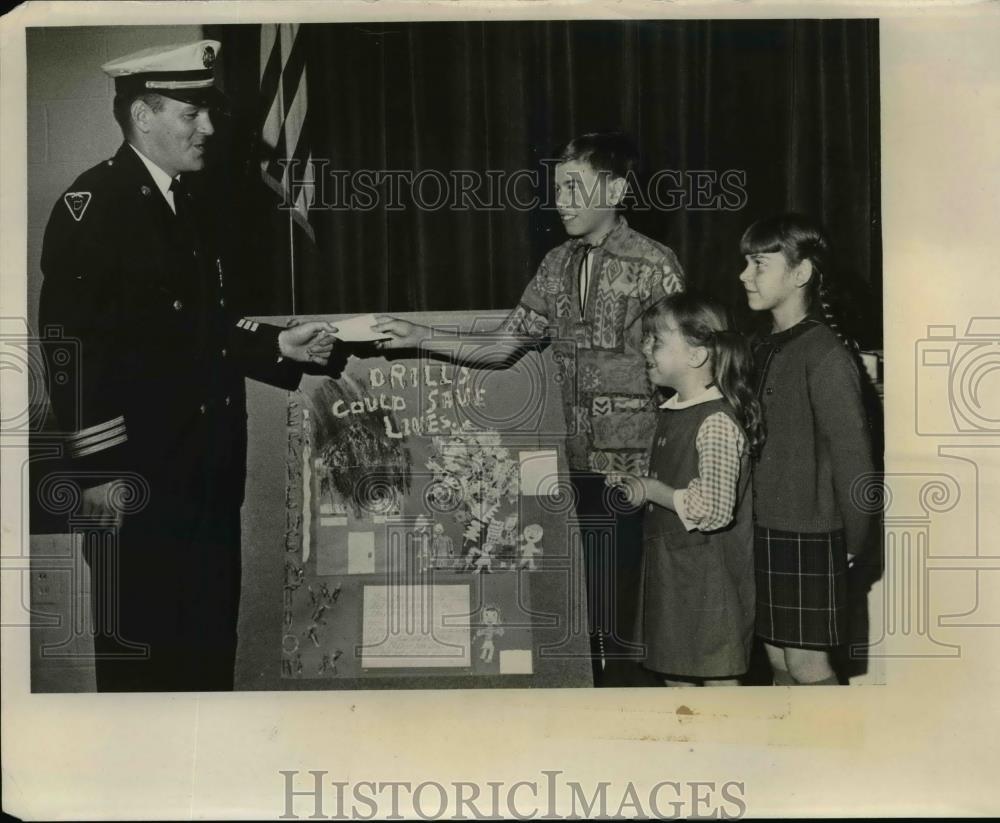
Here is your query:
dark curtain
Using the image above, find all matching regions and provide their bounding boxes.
[206,19,881,347]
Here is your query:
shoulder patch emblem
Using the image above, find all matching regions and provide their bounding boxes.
[63,191,92,222]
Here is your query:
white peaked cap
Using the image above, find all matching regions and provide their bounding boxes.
[101,40,224,106]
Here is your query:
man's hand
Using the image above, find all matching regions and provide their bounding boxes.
[370,316,432,349]
[279,320,339,365]
[81,481,123,527]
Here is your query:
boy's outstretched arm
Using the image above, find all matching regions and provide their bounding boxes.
[371,315,540,368]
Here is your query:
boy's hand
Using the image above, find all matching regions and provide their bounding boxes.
[371,315,431,349]
[279,320,339,364]
[605,472,648,506]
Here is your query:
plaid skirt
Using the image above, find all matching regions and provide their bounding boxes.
[754,526,849,649]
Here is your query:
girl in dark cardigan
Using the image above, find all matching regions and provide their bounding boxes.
[739,214,875,685]
[607,294,763,685]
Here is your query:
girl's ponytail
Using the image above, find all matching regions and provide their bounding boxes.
[816,275,862,358]
[711,330,766,458]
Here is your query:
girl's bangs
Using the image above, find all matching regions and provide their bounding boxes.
[739,223,784,256]
[640,299,674,335]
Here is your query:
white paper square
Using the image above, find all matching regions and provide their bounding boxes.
[519,449,560,496]
[499,649,533,675]
[347,532,376,574]
[361,584,471,668]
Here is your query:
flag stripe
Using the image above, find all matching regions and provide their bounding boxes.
[280,29,308,117]
[259,22,315,240]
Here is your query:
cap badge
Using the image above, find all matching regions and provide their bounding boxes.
[63,191,92,222]
[202,45,216,69]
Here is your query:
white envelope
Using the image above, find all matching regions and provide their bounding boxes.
[332,313,391,342]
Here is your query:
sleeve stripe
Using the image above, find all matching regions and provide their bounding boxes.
[71,432,128,458]
[68,415,125,443]
[70,422,127,450]
[237,318,260,332]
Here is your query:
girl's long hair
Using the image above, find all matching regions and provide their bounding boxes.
[643,293,765,457]
[739,212,860,355]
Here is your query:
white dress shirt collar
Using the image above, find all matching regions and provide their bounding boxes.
[129,143,177,212]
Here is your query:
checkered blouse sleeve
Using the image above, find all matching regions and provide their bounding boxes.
[676,412,746,532]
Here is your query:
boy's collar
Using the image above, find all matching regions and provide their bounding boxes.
[573,215,628,249]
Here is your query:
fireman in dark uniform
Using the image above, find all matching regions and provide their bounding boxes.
[39,40,336,691]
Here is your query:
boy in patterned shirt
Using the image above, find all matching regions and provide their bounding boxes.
[375,132,685,684]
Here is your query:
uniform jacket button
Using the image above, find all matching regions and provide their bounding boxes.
[225,396,231,406]
[221,348,227,358]
[766,387,774,395]
[173,299,183,311]
[199,403,206,414]
[219,298,225,308]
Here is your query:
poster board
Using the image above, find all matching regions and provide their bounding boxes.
[236,311,593,689]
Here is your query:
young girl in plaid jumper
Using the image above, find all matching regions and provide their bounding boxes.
[608,293,763,686]
[739,213,875,685]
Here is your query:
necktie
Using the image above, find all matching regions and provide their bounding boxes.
[169,176,186,220]
[578,244,594,316]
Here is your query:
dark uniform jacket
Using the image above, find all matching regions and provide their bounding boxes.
[39,141,300,510]
[39,141,306,691]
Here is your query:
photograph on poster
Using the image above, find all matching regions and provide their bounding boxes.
[24,18,883,694]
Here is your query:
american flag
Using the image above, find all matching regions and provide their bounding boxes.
[259,23,315,240]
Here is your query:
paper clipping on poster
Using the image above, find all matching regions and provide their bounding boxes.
[519,449,560,496]
[361,584,472,668]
